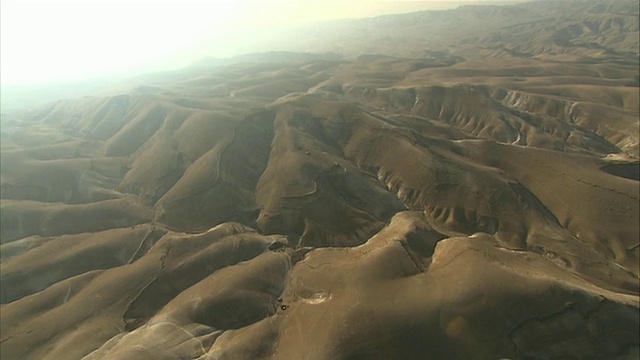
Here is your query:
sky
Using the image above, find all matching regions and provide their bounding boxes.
[0,0,516,86]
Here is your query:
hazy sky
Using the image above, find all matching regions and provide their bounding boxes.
[1,0,515,86]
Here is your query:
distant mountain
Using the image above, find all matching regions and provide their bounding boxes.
[258,0,639,61]
[193,51,344,68]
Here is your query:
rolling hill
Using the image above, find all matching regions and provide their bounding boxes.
[1,1,638,359]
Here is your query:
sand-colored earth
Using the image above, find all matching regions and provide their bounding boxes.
[1,1,639,359]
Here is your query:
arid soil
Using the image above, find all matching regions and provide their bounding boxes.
[1,1,638,359]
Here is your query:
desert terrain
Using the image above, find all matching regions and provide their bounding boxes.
[1,1,639,359]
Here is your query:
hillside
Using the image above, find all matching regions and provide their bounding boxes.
[1,1,639,359]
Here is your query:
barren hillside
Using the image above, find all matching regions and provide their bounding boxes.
[1,1,638,359]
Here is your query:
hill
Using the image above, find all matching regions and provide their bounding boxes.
[1,1,638,359]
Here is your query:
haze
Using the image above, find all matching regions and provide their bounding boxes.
[1,0,519,87]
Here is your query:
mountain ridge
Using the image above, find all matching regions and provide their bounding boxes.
[1,1,638,359]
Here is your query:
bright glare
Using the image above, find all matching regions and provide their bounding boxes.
[0,1,493,86]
